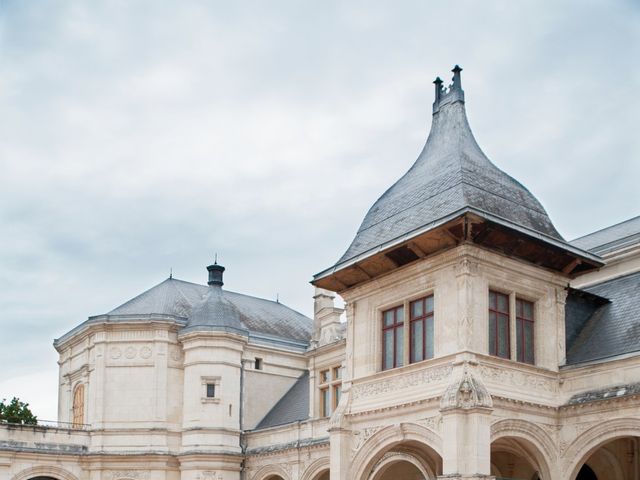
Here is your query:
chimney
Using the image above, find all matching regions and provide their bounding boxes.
[207,262,225,287]
[311,288,344,348]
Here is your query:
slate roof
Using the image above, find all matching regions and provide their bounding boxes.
[566,271,640,365]
[571,215,640,255]
[255,371,309,429]
[334,68,564,268]
[56,277,312,348]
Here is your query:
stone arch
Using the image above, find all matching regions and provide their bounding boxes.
[350,423,443,480]
[300,457,330,480]
[369,451,435,480]
[490,418,555,479]
[251,464,290,480]
[565,418,640,480]
[12,466,80,480]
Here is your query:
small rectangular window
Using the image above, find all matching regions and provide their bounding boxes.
[489,290,510,359]
[254,358,263,370]
[206,383,216,398]
[333,384,342,409]
[333,366,342,380]
[320,369,330,383]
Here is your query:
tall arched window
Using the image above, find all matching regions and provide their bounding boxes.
[72,384,85,427]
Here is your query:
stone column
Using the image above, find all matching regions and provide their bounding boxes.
[438,362,495,480]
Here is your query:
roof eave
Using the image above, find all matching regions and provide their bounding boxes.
[312,207,604,290]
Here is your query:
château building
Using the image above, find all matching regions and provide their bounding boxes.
[2,66,640,480]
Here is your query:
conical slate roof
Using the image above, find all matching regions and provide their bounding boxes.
[337,66,563,266]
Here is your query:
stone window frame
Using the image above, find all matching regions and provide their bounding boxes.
[201,376,221,404]
[487,286,538,366]
[379,290,436,372]
[318,364,342,417]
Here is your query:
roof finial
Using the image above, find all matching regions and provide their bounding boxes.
[451,65,462,90]
[432,65,465,114]
[214,252,218,265]
[169,267,173,279]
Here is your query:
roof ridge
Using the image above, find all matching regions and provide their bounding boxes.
[571,215,640,242]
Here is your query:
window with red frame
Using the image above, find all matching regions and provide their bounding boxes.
[410,295,434,363]
[489,291,510,359]
[516,298,534,364]
[382,305,404,370]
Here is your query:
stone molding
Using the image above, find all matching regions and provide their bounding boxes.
[11,466,80,480]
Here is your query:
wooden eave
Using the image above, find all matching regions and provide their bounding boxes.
[312,211,604,293]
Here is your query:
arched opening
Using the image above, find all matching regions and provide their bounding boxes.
[365,445,440,480]
[574,437,639,480]
[313,472,329,480]
[29,478,58,480]
[491,437,546,480]
[576,464,597,480]
[264,476,285,480]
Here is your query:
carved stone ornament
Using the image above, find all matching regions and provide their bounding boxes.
[351,365,452,400]
[440,367,493,411]
[196,472,223,480]
[110,471,149,480]
[454,257,479,277]
[351,425,384,457]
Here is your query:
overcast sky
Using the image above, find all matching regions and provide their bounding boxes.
[1,1,639,420]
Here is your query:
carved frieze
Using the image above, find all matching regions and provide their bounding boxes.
[196,472,223,480]
[351,365,452,401]
[416,415,442,433]
[479,364,556,393]
[110,471,149,480]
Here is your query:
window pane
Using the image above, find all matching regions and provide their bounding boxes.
[425,317,434,359]
[516,320,523,362]
[489,291,496,309]
[411,320,424,363]
[383,310,394,327]
[333,366,342,379]
[396,306,404,323]
[411,300,423,319]
[333,385,341,407]
[384,330,394,370]
[395,326,404,367]
[207,384,215,398]
[498,315,509,358]
[321,388,330,417]
[516,299,523,317]
[320,370,329,383]
[524,321,534,364]
[425,295,434,313]
[489,312,497,355]
[497,293,508,313]
[523,301,533,320]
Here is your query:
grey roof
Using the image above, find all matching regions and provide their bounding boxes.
[566,382,640,405]
[334,69,563,267]
[566,271,640,365]
[255,371,309,430]
[101,277,311,346]
[571,215,640,255]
